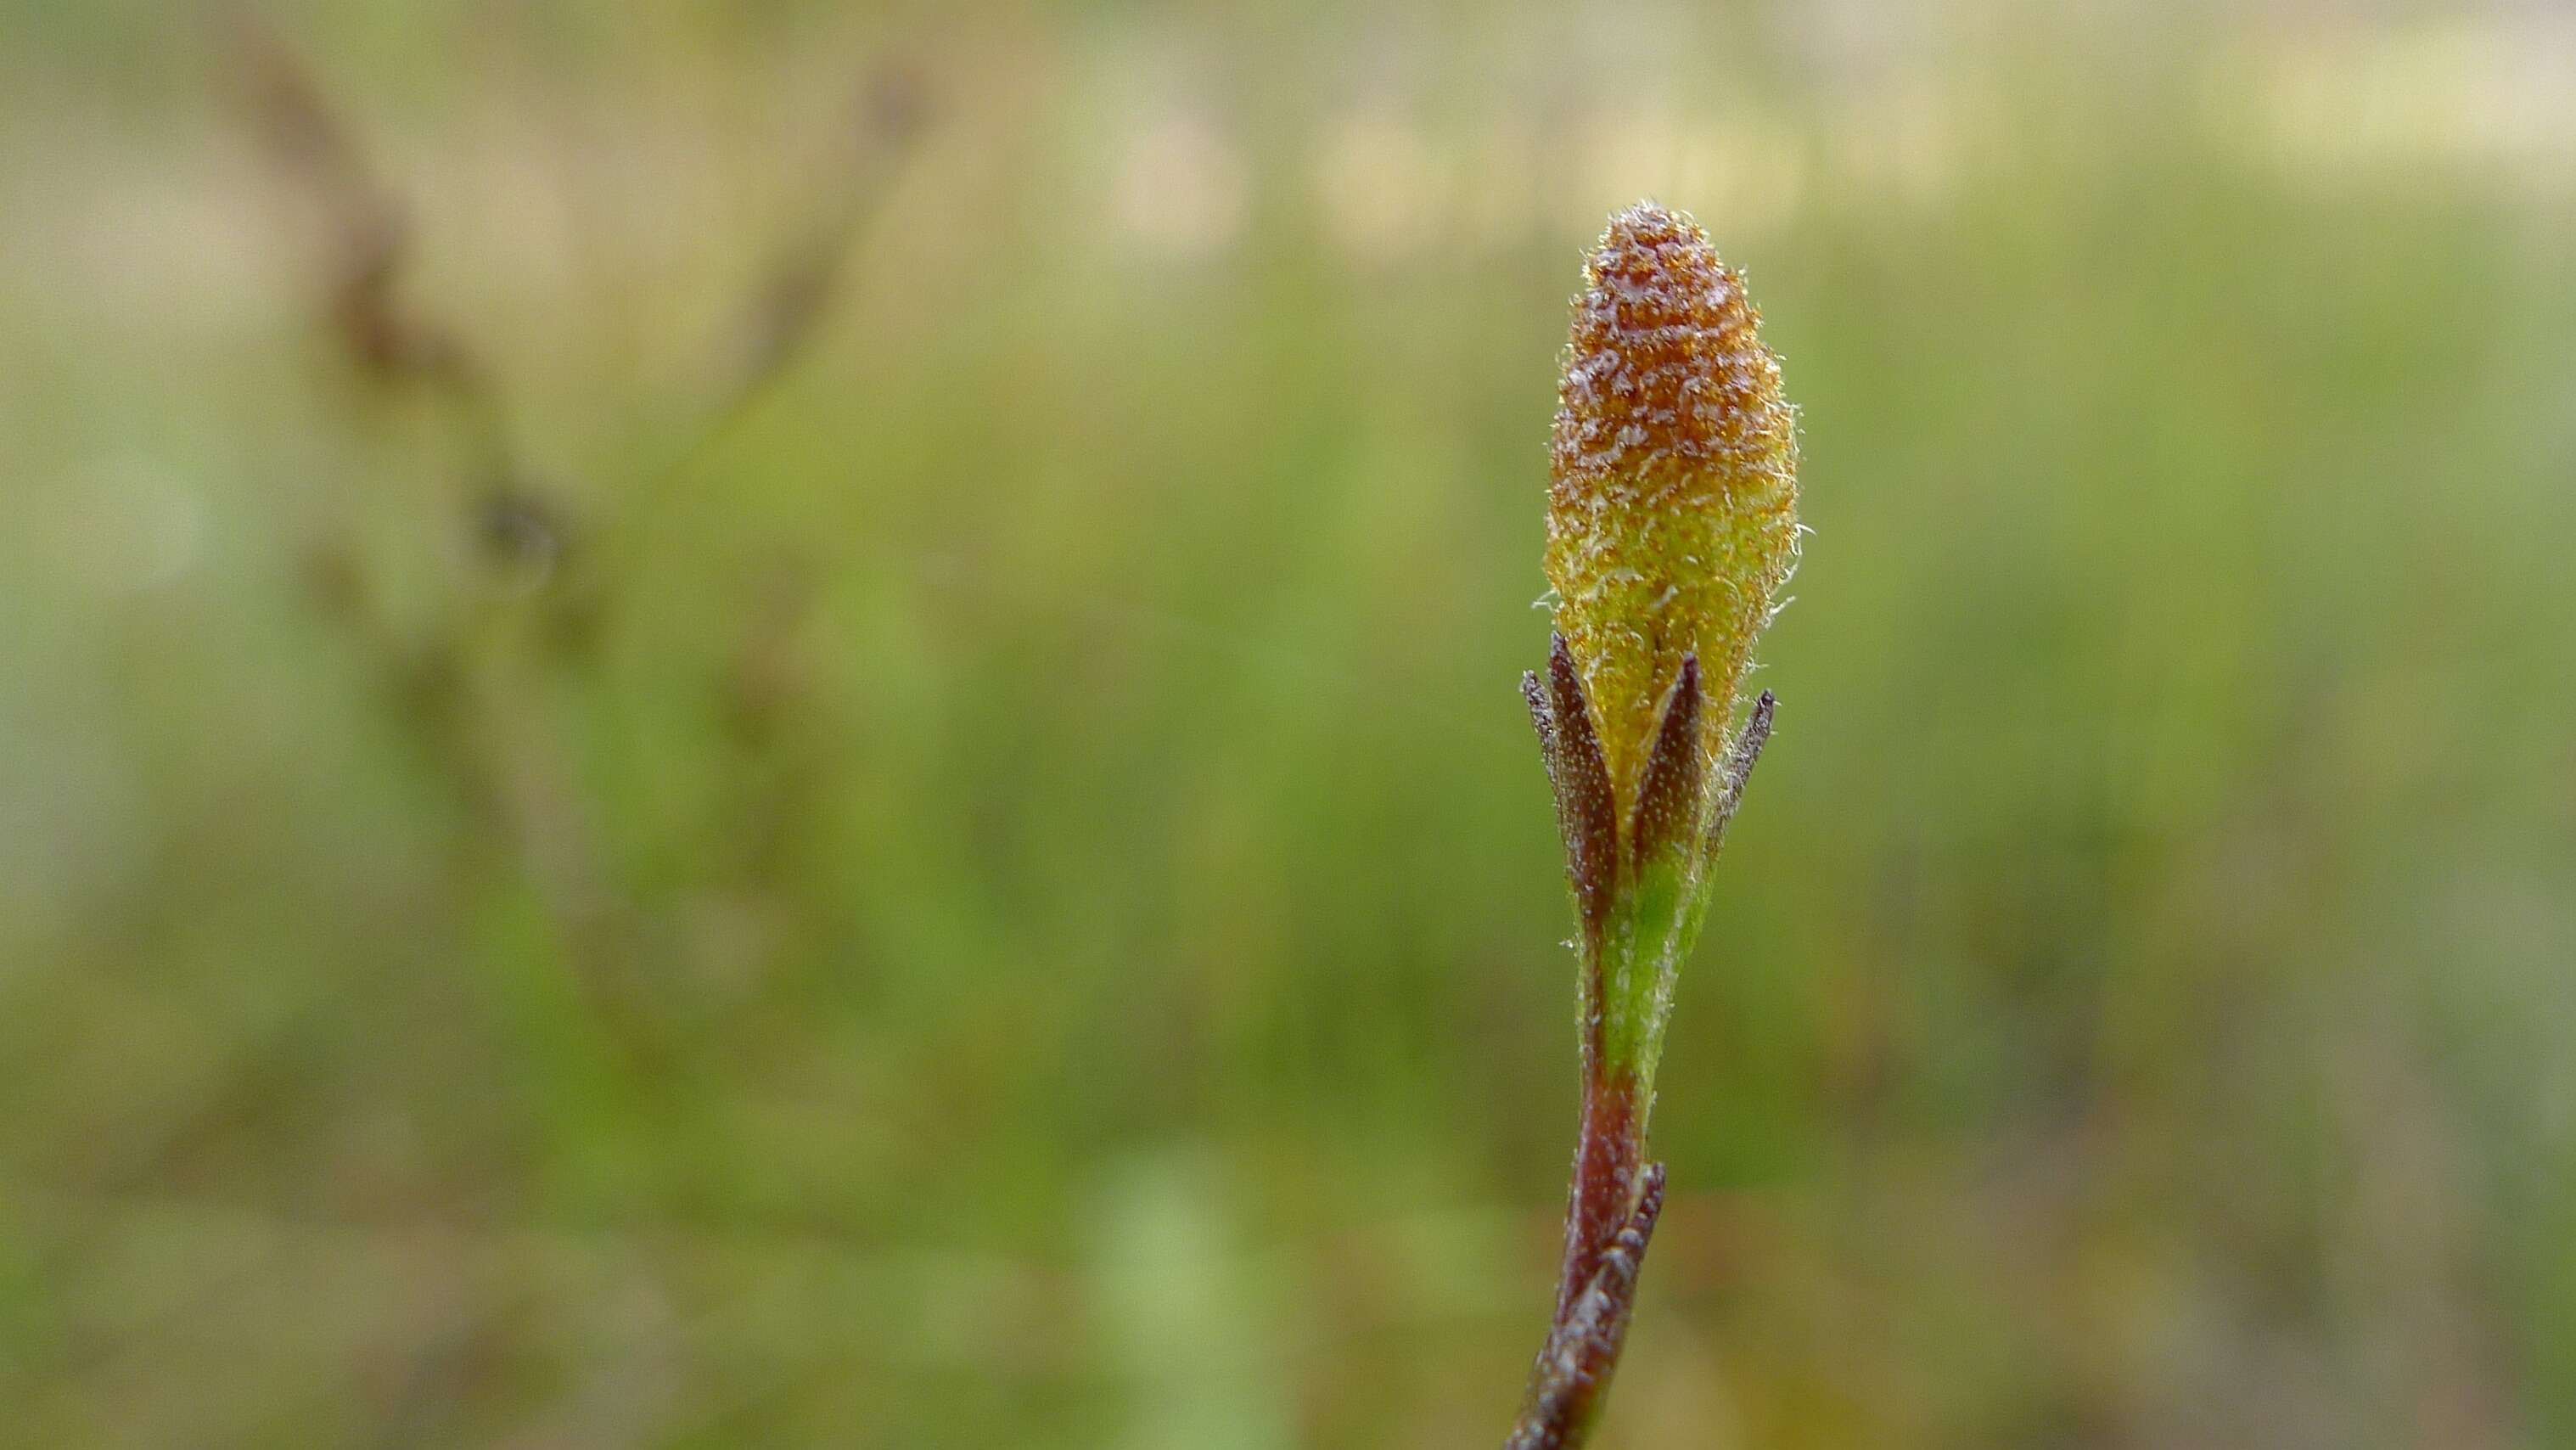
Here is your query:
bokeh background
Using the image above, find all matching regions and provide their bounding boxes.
[6,2,2575,1446]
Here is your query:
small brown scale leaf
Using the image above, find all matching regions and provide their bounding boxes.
[1542,634,1621,943]
[1626,655,1703,871]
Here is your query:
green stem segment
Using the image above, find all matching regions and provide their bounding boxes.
[1509,642,1774,1449]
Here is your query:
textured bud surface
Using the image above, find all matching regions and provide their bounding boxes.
[1546,202,1799,807]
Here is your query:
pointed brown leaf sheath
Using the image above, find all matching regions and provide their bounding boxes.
[1627,655,1704,870]
[1524,670,1563,844]
[1544,633,1621,947]
[1523,670,1557,765]
[1704,688,1775,860]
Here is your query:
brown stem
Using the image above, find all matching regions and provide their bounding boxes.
[1515,661,1755,1446]
[1509,1162,1666,1450]
[1554,1064,1645,1328]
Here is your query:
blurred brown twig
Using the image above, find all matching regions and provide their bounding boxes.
[222,8,934,1068]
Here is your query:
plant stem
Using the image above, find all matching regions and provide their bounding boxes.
[1506,683,1776,1448]
[1507,1157,1666,1450]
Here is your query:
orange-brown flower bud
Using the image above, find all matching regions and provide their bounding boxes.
[1546,202,1799,812]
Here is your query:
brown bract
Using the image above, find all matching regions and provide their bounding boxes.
[1546,202,1799,815]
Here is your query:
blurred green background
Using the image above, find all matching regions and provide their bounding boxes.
[5,3,2575,1446]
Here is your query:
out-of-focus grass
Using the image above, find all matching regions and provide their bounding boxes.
[3,4,2575,1447]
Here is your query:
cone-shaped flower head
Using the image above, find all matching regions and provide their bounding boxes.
[1546,202,1799,814]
